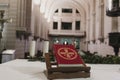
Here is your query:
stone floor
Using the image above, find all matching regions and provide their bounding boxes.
[0,59,120,80]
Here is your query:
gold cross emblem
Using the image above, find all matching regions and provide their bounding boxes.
[58,48,77,60]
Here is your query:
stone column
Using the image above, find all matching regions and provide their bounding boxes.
[95,0,100,40]
[20,0,26,28]
[72,9,76,32]
[34,5,41,37]
[118,17,120,32]
[92,12,96,40]
[87,18,90,41]
[58,18,61,31]
[59,8,62,16]
[58,8,62,31]
[99,0,104,39]
[112,17,118,32]
[92,0,96,41]
[31,1,35,36]
[89,12,93,41]
[26,0,32,32]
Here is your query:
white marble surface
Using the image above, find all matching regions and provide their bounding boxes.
[2,50,15,54]
[0,59,120,80]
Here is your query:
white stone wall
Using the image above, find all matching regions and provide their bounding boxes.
[0,0,32,58]
[31,0,49,40]
[49,8,84,37]
[0,0,18,50]
[86,0,120,56]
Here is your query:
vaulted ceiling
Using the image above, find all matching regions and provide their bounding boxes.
[33,0,92,22]
[31,0,99,39]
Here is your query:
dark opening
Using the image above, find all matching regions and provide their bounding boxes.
[53,22,58,29]
[61,22,72,30]
[55,9,58,13]
[62,8,72,13]
[75,21,80,30]
[76,10,79,13]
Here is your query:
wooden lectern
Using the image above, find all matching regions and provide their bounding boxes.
[44,44,90,80]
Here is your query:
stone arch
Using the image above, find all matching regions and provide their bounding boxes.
[44,0,87,31]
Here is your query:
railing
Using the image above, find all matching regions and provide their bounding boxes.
[48,30,85,37]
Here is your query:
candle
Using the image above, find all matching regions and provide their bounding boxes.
[29,40,36,57]
[43,41,49,56]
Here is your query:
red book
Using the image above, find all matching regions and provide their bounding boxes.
[53,44,84,67]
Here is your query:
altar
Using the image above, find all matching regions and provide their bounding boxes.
[0,59,120,80]
[2,50,15,63]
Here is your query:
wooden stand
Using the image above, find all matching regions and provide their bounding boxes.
[44,53,91,80]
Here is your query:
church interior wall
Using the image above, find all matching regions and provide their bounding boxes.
[0,0,120,58]
[81,0,120,56]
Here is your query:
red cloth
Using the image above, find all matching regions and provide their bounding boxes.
[53,44,84,65]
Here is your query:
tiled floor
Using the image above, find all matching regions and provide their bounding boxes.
[0,59,120,80]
